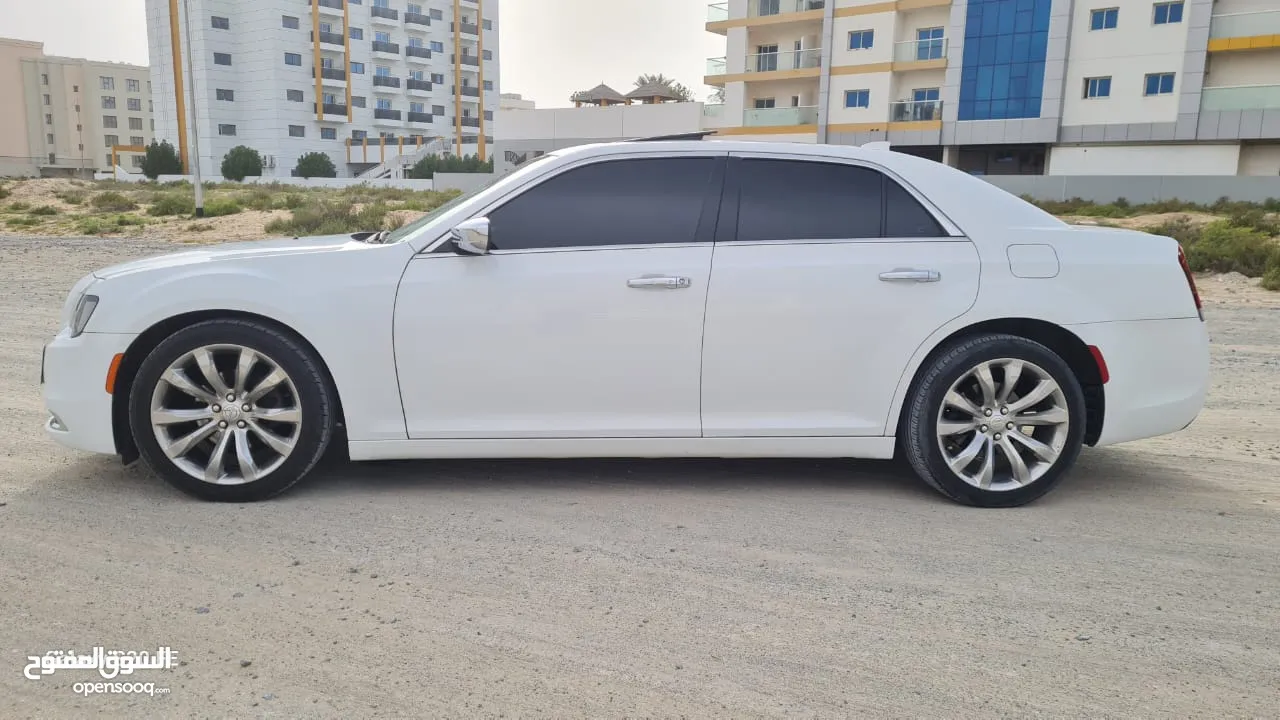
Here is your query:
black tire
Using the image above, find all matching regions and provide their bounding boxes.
[129,319,335,502]
[901,333,1086,508]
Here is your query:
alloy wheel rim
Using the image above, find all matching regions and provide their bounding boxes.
[935,358,1070,492]
[150,344,302,485]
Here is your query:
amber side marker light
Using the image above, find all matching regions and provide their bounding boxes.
[105,353,124,394]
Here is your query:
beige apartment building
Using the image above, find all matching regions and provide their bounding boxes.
[0,37,154,178]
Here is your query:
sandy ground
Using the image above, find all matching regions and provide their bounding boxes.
[1,237,1278,719]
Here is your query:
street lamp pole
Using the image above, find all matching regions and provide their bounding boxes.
[181,0,205,217]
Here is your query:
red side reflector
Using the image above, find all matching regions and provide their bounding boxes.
[105,353,124,394]
[1087,345,1110,385]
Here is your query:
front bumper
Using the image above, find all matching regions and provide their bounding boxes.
[41,329,136,455]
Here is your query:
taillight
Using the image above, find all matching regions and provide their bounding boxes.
[1177,244,1205,322]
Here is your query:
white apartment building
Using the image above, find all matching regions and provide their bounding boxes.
[703,0,1280,176]
[0,37,155,177]
[144,0,499,179]
[498,92,535,110]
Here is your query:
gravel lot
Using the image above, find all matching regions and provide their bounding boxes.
[2,236,1278,719]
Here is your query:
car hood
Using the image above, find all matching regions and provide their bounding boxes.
[91,234,363,280]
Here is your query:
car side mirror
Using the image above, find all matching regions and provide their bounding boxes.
[450,217,490,256]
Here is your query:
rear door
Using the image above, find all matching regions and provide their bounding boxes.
[699,152,980,437]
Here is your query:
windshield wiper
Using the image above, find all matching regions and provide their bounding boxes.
[352,230,392,244]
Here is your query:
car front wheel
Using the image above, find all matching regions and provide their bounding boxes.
[128,319,335,502]
[902,333,1086,507]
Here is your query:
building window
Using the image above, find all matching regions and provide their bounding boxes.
[130,136,145,145]
[408,37,424,48]
[483,49,493,60]
[1153,1,1183,24]
[375,65,391,77]
[352,96,367,107]
[127,98,142,111]
[212,16,230,29]
[73,85,78,92]
[429,8,442,20]
[351,61,365,74]
[129,117,144,130]
[100,76,114,90]
[131,156,145,168]
[75,105,80,112]
[287,89,304,102]
[430,73,444,84]
[282,15,299,29]
[104,134,119,147]
[1090,7,1119,30]
[105,153,111,166]
[285,52,302,66]
[289,125,306,137]
[218,124,237,136]
[1084,76,1111,98]
[848,29,874,50]
[352,130,367,140]
[324,91,339,105]
[375,31,391,43]
[376,98,392,110]
[101,96,116,109]
[321,127,337,140]
[408,2,423,14]
[127,78,141,92]
[958,0,1050,121]
[483,110,493,121]
[429,41,443,52]
[151,119,155,130]
[410,101,425,113]
[483,19,492,30]
[350,27,364,40]
[483,80,494,90]
[43,94,51,105]
[149,100,153,111]
[373,0,388,7]
[753,98,775,109]
[409,69,425,80]
[216,88,234,101]
[1144,72,1176,96]
[41,73,49,85]
[47,133,55,144]
[432,105,444,115]
[214,52,232,65]
[103,115,117,128]
[844,89,870,108]
[916,27,945,60]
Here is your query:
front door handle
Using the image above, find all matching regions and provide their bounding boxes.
[628,276,692,289]
[879,268,941,283]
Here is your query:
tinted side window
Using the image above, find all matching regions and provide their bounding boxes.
[486,157,718,251]
[885,178,946,237]
[736,159,883,241]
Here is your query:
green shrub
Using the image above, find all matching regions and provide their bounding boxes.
[90,191,138,212]
[8,201,30,211]
[220,145,263,182]
[275,193,307,210]
[113,214,148,227]
[5,216,38,228]
[407,153,493,180]
[28,205,58,216]
[294,152,338,178]
[140,140,183,179]
[77,218,108,235]
[202,198,242,217]
[187,222,214,232]
[0,184,9,200]
[1262,263,1280,292]
[55,189,87,205]
[147,194,194,216]
[240,188,277,211]
[1182,221,1278,276]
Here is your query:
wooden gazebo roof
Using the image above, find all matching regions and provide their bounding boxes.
[626,82,682,104]
[572,83,629,106]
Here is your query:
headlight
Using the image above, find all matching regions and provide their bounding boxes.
[70,294,99,337]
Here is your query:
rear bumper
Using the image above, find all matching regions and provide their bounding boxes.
[41,329,136,455]
[1068,317,1209,447]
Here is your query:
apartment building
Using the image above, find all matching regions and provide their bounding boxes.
[0,37,154,177]
[703,0,1280,176]
[144,0,499,179]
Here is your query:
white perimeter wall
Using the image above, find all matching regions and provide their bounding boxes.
[1047,143,1242,175]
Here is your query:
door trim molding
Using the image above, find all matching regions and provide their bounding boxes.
[348,436,897,461]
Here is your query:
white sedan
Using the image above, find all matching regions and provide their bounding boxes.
[41,138,1210,506]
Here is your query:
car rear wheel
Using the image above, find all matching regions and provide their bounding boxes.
[128,319,335,502]
[902,333,1086,507]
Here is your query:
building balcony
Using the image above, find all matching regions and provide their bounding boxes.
[452,22,480,36]
[405,46,432,62]
[746,47,822,73]
[407,111,434,123]
[707,0,824,32]
[707,56,727,76]
[372,75,401,89]
[452,53,481,67]
[1200,84,1280,112]
[374,108,402,120]
[454,85,481,98]
[316,67,348,85]
[372,40,400,57]
[1208,11,1280,50]
[316,102,349,116]
[893,37,948,64]
[460,117,481,128]
[405,11,431,27]
[750,0,825,17]
[889,99,942,122]
[744,105,819,127]
[317,0,344,16]
[315,31,345,46]
[406,78,432,93]
[370,6,399,24]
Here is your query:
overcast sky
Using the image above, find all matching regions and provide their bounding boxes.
[0,0,723,106]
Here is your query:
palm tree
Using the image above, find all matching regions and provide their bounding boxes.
[633,73,693,103]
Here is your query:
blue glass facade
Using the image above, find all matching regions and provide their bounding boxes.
[958,0,1052,121]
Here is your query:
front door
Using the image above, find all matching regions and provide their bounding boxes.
[393,153,726,439]
[700,153,980,437]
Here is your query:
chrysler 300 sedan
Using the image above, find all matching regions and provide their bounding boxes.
[41,137,1210,507]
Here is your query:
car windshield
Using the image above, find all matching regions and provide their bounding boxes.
[383,155,554,245]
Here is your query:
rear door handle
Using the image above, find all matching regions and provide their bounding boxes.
[628,276,692,289]
[879,268,941,283]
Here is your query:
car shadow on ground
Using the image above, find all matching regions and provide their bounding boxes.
[23,445,1203,509]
